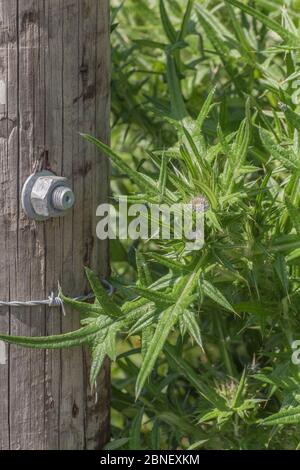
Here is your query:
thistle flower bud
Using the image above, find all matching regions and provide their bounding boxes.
[190,195,209,213]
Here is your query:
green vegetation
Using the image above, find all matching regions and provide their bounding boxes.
[108,0,300,450]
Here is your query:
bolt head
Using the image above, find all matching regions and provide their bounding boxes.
[22,171,74,220]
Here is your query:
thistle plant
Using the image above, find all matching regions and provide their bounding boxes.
[2,0,300,450]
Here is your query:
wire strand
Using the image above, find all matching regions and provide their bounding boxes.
[0,279,114,314]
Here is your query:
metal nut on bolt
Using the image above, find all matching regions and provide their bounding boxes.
[21,171,75,221]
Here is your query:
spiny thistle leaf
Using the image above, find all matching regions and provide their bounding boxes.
[136,259,203,397]
[85,267,122,318]
[201,280,236,314]
[81,134,158,194]
[166,54,188,120]
[0,323,99,349]
[226,0,299,45]
[261,406,300,426]
[159,0,177,43]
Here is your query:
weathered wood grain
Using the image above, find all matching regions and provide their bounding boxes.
[0,0,110,450]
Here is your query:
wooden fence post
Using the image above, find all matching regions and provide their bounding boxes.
[0,0,110,449]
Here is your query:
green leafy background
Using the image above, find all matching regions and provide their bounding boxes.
[109,0,300,450]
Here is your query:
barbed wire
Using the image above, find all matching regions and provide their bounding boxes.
[0,279,114,315]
